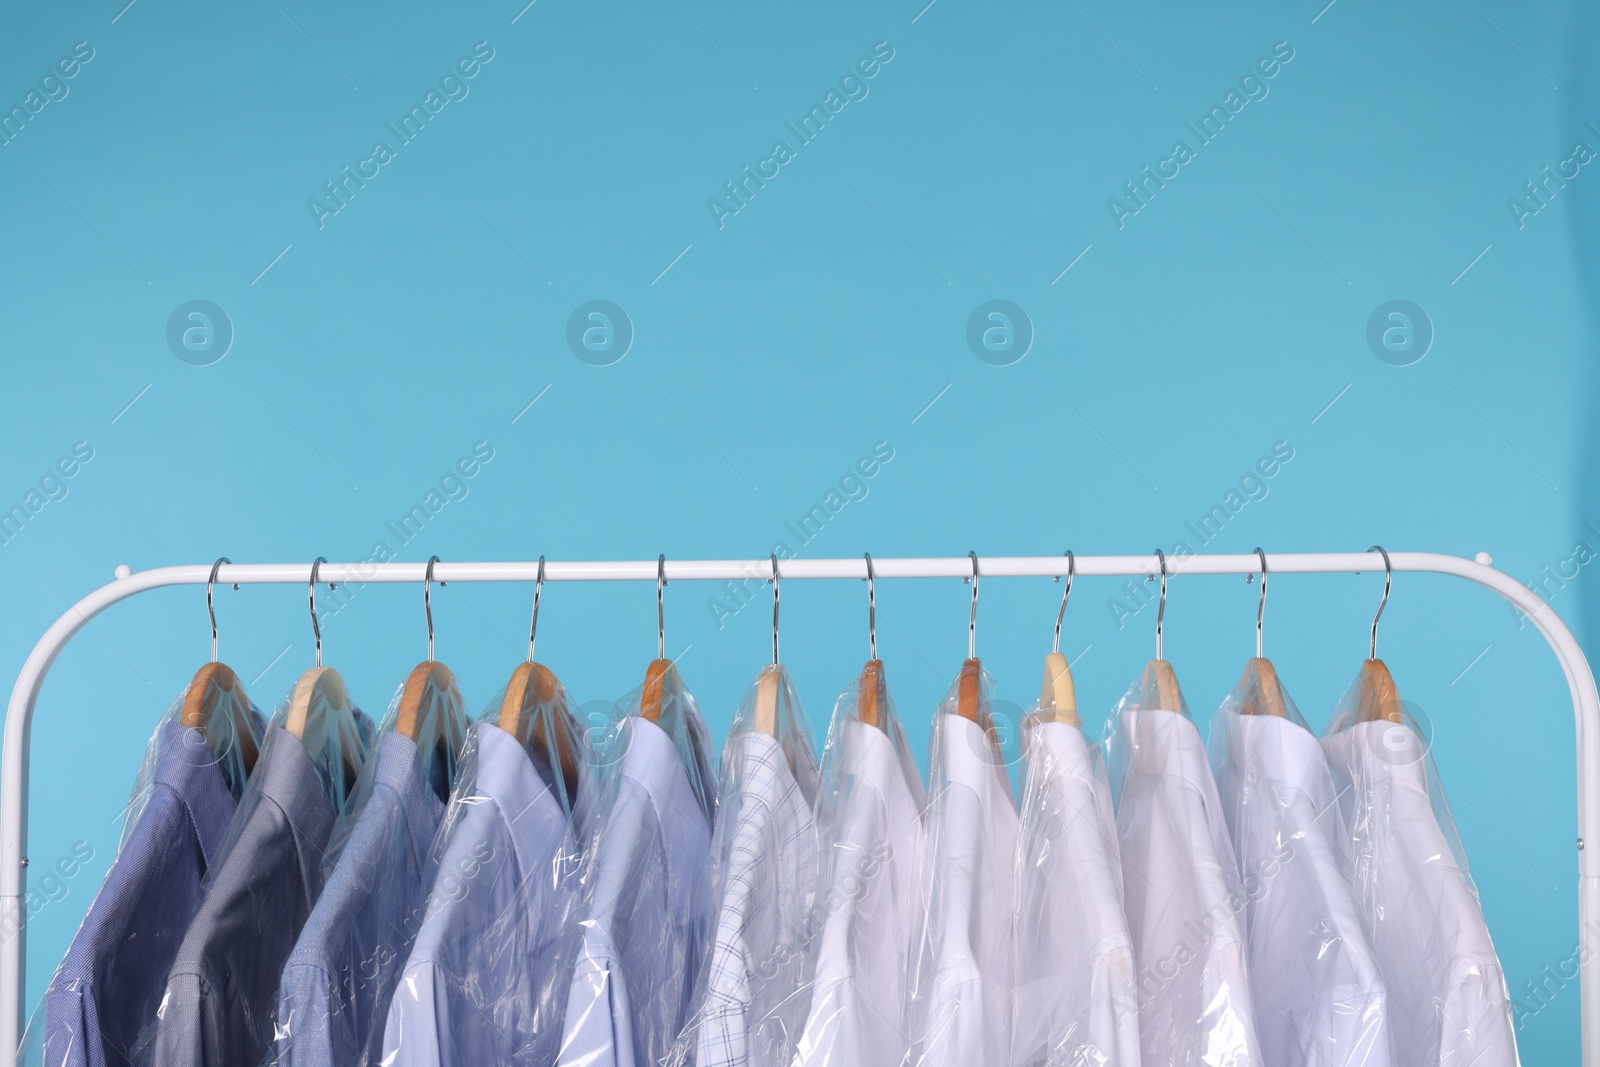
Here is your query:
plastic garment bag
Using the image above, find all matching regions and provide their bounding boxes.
[792,666,927,1067]
[666,665,820,1067]
[137,689,375,1067]
[1320,686,1520,1067]
[904,665,1018,1067]
[1011,707,1140,1067]
[262,673,469,1067]
[20,685,263,1067]
[557,665,718,1067]
[1208,670,1392,1067]
[1104,670,1261,1067]
[381,677,590,1067]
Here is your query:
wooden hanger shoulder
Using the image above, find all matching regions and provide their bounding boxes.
[500,660,578,802]
[181,661,259,773]
[1041,651,1079,727]
[287,665,348,740]
[1142,659,1181,712]
[640,658,672,722]
[394,660,456,741]
[857,659,883,730]
[956,657,982,723]
[1238,657,1288,718]
[1356,658,1404,724]
[752,664,780,736]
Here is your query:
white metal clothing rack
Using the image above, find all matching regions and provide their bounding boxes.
[1,551,1596,1064]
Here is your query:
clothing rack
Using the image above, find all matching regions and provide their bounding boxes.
[2,550,1596,1065]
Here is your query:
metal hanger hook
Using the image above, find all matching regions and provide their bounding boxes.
[206,557,233,664]
[769,554,780,666]
[656,554,667,660]
[966,550,980,660]
[308,556,332,668]
[423,555,442,662]
[1153,548,1169,661]
[1251,548,1268,659]
[1368,545,1392,659]
[528,556,545,663]
[864,553,877,661]
[1052,550,1074,655]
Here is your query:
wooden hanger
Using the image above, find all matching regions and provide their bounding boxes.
[1144,550,1184,712]
[499,660,580,804]
[1041,552,1079,726]
[182,560,259,773]
[1238,551,1288,718]
[956,552,983,723]
[1354,547,1404,724]
[855,555,886,730]
[752,556,781,736]
[640,555,672,722]
[288,558,363,788]
[395,559,463,742]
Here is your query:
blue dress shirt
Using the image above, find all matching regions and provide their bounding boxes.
[267,732,443,1067]
[31,724,239,1067]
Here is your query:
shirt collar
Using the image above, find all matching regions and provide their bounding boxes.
[150,722,241,869]
[365,731,442,871]
[1119,708,1212,786]
[252,727,337,851]
[1226,713,1336,804]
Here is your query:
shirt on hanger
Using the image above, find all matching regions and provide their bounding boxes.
[32,724,239,1067]
[793,718,926,1067]
[1321,720,1519,1067]
[1112,709,1261,1067]
[558,716,715,1067]
[269,732,444,1067]
[907,713,1018,1067]
[382,722,582,1067]
[679,730,816,1067]
[1011,720,1140,1067]
[148,727,338,1067]
[1212,713,1391,1067]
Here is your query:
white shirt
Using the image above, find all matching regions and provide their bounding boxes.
[907,714,1019,1067]
[677,731,817,1067]
[1012,720,1140,1067]
[1321,721,1519,1067]
[792,719,925,1067]
[1111,709,1261,1067]
[1211,712,1391,1067]
[559,717,715,1067]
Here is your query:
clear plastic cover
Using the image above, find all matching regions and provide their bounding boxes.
[557,663,719,1066]
[1104,666,1262,1067]
[262,671,470,1067]
[381,671,590,1066]
[1320,677,1520,1066]
[666,664,821,1067]
[1011,699,1140,1066]
[20,680,265,1067]
[1208,665,1392,1067]
[904,665,1018,1067]
[135,680,376,1067]
[792,665,927,1067]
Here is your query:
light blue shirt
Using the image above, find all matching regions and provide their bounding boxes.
[268,732,443,1067]
[382,722,583,1067]
[558,716,715,1067]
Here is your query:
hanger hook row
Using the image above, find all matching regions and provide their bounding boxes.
[864,553,877,661]
[308,556,331,668]
[1252,547,1267,659]
[424,555,442,662]
[528,555,545,664]
[1368,545,1392,660]
[1154,548,1168,661]
[967,550,980,660]
[206,557,231,664]
[1053,550,1074,655]
[769,554,780,666]
[657,554,667,660]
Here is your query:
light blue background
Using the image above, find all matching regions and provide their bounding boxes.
[1,0,1593,1057]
